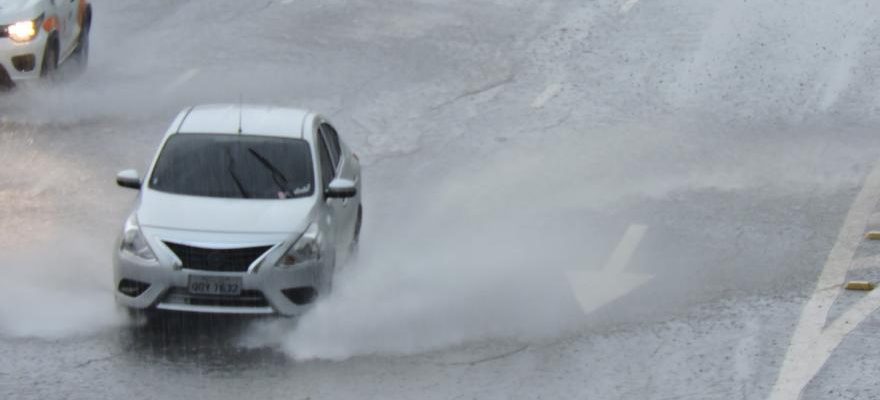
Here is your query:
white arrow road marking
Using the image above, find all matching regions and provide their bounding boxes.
[161,68,200,95]
[620,0,640,14]
[604,224,648,274]
[531,83,563,109]
[769,160,880,400]
[567,224,653,315]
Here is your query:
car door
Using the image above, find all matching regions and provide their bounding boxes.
[316,123,345,263]
[319,123,358,250]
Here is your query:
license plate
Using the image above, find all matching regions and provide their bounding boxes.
[188,276,242,296]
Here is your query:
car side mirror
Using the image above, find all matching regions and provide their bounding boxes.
[116,169,142,190]
[325,178,356,198]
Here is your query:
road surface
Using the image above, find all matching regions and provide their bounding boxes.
[2,0,880,399]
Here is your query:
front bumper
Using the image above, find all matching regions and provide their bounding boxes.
[113,250,328,317]
[0,33,47,84]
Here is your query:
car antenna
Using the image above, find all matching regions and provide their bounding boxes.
[237,94,243,134]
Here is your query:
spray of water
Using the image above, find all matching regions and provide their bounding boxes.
[0,230,126,339]
[237,117,876,360]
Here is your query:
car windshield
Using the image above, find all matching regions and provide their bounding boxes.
[149,134,314,199]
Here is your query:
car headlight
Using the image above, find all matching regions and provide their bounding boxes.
[7,16,41,43]
[120,214,157,262]
[276,223,321,268]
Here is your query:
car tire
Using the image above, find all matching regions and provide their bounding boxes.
[73,23,90,69]
[322,255,337,296]
[39,42,58,79]
[122,306,152,325]
[349,205,362,256]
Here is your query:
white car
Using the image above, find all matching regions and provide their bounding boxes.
[113,104,363,317]
[0,0,91,86]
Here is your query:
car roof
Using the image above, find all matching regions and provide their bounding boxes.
[175,104,311,139]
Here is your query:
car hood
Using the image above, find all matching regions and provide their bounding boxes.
[137,189,316,234]
[0,0,43,22]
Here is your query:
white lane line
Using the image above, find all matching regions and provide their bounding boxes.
[531,83,563,109]
[769,160,880,400]
[161,68,200,95]
[620,0,640,14]
[280,0,295,4]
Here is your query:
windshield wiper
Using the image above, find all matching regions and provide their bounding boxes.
[247,148,291,197]
[226,148,250,198]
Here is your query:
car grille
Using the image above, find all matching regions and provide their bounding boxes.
[164,242,272,273]
[162,287,270,308]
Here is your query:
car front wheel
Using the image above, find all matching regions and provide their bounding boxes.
[350,205,362,255]
[40,43,58,78]
[73,21,90,69]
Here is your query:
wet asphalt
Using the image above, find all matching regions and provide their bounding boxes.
[3,0,880,399]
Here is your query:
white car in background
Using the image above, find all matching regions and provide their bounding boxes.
[113,104,363,317]
[0,0,92,86]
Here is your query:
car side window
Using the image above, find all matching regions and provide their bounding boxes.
[320,123,342,166]
[328,125,342,160]
[317,129,335,190]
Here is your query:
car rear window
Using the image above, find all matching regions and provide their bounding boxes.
[149,134,315,199]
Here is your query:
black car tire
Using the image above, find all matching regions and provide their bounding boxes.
[350,205,362,256]
[73,24,90,68]
[40,43,58,79]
